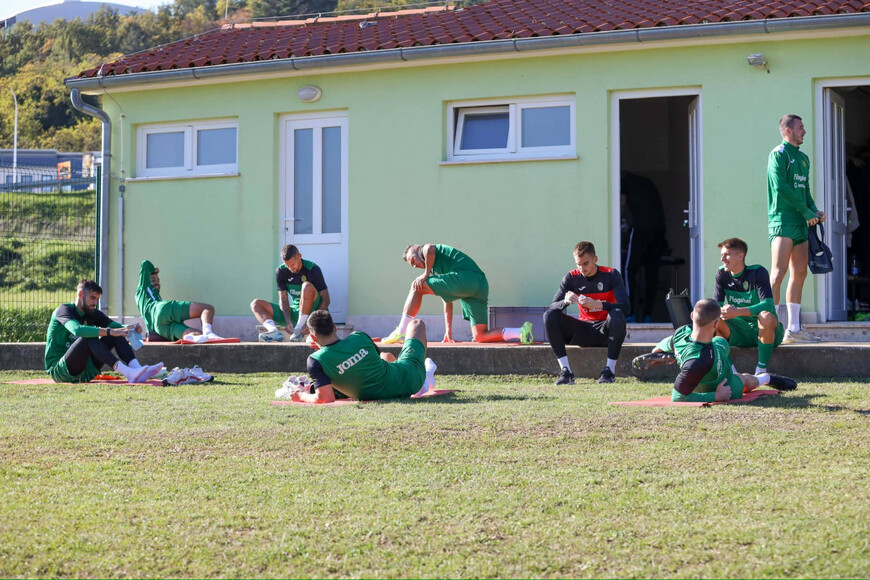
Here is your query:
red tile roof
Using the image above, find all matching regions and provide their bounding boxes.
[77,0,870,78]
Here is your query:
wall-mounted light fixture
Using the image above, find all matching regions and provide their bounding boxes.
[297,85,322,103]
[747,53,770,74]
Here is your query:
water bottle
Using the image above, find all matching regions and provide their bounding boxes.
[850,255,860,276]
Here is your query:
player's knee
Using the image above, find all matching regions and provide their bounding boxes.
[543,306,561,326]
[300,281,316,296]
[250,299,261,312]
[607,309,626,328]
[758,311,775,327]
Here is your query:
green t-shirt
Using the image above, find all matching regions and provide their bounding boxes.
[767,141,818,226]
[136,259,162,334]
[308,331,390,400]
[713,264,776,320]
[275,260,327,310]
[44,303,122,371]
[656,325,732,393]
[432,244,484,276]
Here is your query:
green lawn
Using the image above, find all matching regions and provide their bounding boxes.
[1,371,868,578]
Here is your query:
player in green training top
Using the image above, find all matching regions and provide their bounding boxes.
[383,244,533,344]
[714,238,784,375]
[290,310,438,403]
[633,299,797,402]
[137,259,219,342]
[45,279,164,384]
[250,244,330,342]
[768,114,825,344]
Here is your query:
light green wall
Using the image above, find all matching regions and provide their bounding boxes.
[100,32,870,318]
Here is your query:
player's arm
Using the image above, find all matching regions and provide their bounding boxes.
[57,306,125,338]
[748,268,776,317]
[292,358,337,404]
[442,300,454,342]
[769,151,818,221]
[310,266,330,311]
[671,357,720,402]
[597,270,630,315]
[277,290,293,332]
[550,274,577,310]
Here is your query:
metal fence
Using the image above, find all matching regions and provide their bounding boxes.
[0,163,98,341]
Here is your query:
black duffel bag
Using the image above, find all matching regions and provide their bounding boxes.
[808,222,834,275]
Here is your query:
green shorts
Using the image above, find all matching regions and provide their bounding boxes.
[47,356,98,384]
[153,300,192,341]
[769,224,809,246]
[427,271,489,326]
[725,317,785,348]
[269,294,322,327]
[725,371,745,400]
[376,338,427,400]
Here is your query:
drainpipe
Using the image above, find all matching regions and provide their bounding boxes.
[70,88,111,312]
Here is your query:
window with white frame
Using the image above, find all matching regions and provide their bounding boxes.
[448,96,575,162]
[137,120,238,178]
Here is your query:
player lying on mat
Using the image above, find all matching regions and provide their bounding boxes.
[633,298,797,403]
[714,237,784,375]
[544,240,629,385]
[383,243,532,344]
[136,259,220,343]
[45,279,164,383]
[290,310,437,403]
[250,244,330,343]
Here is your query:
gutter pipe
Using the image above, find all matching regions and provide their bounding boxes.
[65,13,870,92]
[70,88,112,313]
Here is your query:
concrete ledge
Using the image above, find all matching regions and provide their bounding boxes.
[3,342,870,378]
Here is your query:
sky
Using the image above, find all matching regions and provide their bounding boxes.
[1,0,169,22]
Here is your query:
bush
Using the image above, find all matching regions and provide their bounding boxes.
[0,305,54,342]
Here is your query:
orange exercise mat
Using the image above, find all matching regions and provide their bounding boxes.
[4,377,165,386]
[175,337,241,344]
[270,389,458,406]
[610,389,780,408]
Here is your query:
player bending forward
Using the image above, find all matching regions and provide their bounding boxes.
[291,310,437,403]
[633,298,797,402]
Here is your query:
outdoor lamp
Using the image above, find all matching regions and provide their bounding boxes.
[747,53,770,73]
[297,85,322,103]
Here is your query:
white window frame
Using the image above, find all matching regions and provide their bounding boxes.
[447,95,576,163]
[137,119,238,178]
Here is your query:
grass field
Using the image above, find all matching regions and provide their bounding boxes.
[1,371,868,578]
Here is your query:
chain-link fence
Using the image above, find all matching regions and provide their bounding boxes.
[0,163,98,341]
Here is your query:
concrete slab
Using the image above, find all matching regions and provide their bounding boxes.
[3,341,870,379]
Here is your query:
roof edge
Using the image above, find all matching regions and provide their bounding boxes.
[65,12,870,92]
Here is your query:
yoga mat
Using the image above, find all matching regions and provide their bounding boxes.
[5,378,165,386]
[373,339,543,346]
[270,389,458,406]
[175,337,241,344]
[611,389,780,407]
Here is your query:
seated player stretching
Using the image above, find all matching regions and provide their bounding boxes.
[383,244,532,344]
[634,298,796,402]
[136,259,220,343]
[714,237,784,375]
[250,244,330,342]
[544,241,629,385]
[45,279,163,383]
[291,310,437,403]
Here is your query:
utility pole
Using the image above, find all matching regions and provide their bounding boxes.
[9,89,17,185]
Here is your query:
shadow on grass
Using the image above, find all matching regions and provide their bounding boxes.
[757,392,870,416]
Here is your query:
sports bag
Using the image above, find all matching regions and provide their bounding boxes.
[665,288,692,329]
[808,223,834,275]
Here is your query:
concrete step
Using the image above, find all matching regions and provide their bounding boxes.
[626,322,870,343]
[3,341,869,379]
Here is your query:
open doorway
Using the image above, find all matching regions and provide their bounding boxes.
[615,93,700,323]
[821,84,870,321]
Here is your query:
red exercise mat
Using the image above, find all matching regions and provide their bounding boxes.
[4,378,165,386]
[610,389,780,407]
[175,337,241,344]
[270,389,458,406]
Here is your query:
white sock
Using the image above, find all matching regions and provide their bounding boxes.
[558,356,571,373]
[203,322,214,335]
[113,360,143,382]
[787,303,801,333]
[263,319,278,333]
[606,358,617,373]
[293,314,309,335]
[755,373,771,386]
[184,334,209,344]
[755,366,767,376]
[775,303,787,323]
[398,314,414,334]
[128,359,142,368]
[424,358,437,388]
[501,327,521,341]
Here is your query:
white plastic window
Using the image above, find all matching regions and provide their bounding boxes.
[138,120,237,178]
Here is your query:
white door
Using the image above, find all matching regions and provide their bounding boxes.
[281,114,349,323]
[687,97,704,303]
[823,89,847,321]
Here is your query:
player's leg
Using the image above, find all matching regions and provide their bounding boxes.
[288,282,321,340]
[769,235,793,309]
[463,282,530,344]
[756,311,778,374]
[188,301,219,338]
[61,336,146,383]
[543,307,581,384]
[252,299,285,342]
[597,309,626,383]
[783,240,819,342]
[716,318,732,340]
[250,299,276,325]
[383,281,435,343]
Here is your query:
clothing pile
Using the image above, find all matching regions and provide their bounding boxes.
[274,375,310,399]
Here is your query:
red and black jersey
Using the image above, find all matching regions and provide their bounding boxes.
[550,266,630,322]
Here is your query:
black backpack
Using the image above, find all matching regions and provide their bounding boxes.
[808,223,834,275]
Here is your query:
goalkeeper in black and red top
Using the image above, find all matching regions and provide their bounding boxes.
[544,241,629,385]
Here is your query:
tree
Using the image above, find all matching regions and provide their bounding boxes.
[249,0,337,19]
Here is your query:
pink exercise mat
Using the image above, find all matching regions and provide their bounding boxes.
[4,378,164,386]
[270,389,458,406]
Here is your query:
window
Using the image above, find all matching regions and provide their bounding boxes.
[448,96,575,162]
[137,120,238,178]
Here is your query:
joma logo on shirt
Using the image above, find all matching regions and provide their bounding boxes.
[336,348,368,375]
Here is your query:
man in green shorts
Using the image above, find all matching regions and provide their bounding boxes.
[45,279,163,383]
[383,243,532,344]
[137,259,219,342]
[768,114,826,343]
[714,238,784,375]
[290,310,437,403]
[633,299,796,402]
[250,244,330,342]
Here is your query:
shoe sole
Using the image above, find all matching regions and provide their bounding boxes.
[632,353,676,371]
[188,376,214,383]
